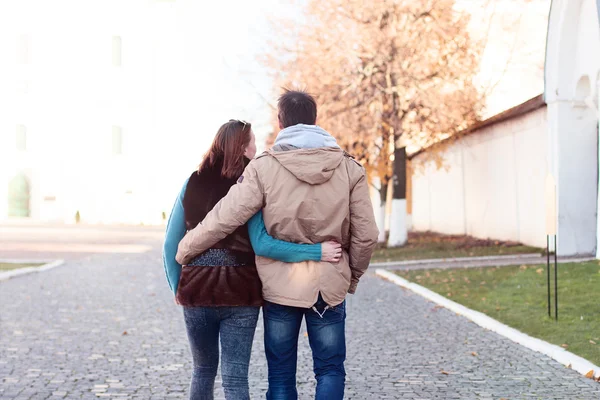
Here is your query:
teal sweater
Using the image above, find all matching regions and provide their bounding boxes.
[163,179,322,293]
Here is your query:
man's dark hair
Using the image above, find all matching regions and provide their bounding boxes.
[277,89,317,128]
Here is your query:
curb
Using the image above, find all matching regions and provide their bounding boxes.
[376,268,600,381]
[0,259,66,282]
[370,253,542,268]
[370,255,595,270]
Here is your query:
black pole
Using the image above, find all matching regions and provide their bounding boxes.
[547,235,551,317]
[554,235,558,321]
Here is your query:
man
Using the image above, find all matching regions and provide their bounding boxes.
[176,89,378,400]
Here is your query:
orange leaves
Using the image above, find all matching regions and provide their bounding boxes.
[584,370,594,379]
[262,0,484,181]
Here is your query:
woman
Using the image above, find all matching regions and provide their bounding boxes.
[163,119,341,400]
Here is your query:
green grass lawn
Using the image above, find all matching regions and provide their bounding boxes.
[0,262,44,271]
[395,261,600,366]
[372,232,542,262]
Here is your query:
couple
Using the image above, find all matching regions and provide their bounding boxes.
[163,89,379,400]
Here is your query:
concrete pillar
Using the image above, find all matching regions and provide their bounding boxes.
[596,78,600,258]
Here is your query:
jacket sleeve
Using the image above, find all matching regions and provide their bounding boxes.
[162,179,188,294]
[347,165,379,294]
[248,210,322,262]
[176,161,264,265]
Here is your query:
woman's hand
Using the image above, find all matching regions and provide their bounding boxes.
[321,241,342,263]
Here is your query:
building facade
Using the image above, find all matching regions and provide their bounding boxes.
[410,0,600,257]
[1,0,268,225]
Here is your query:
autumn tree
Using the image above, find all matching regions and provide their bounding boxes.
[264,0,485,245]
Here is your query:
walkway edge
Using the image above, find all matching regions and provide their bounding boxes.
[371,253,542,268]
[370,254,594,269]
[0,259,65,282]
[375,268,600,380]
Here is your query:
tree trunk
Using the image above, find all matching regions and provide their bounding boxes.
[376,181,388,243]
[388,146,408,247]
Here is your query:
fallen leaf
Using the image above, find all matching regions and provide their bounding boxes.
[584,370,594,379]
[561,344,568,348]
[536,268,543,274]
[122,331,128,336]
[471,352,478,357]
[441,370,450,375]
[590,340,597,345]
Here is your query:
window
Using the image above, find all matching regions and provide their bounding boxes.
[112,36,122,67]
[8,174,30,217]
[16,125,27,151]
[17,34,29,64]
[112,126,123,155]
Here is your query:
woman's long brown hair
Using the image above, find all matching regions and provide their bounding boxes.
[199,120,251,179]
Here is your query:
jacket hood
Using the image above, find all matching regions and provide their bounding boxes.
[274,124,340,149]
[270,147,344,185]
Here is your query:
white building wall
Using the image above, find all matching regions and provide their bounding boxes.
[545,0,600,256]
[1,0,276,225]
[412,107,548,248]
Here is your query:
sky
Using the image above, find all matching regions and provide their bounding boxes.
[464,0,549,117]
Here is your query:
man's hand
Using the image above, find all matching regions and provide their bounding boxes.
[321,241,342,263]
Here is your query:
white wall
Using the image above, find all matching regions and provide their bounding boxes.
[0,0,278,225]
[412,107,548,248]
[545,0,600,256]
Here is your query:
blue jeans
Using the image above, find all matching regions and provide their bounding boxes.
[183,306,260,400]
[263,295,346,400]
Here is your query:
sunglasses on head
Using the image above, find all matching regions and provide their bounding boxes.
[230,119,249,131]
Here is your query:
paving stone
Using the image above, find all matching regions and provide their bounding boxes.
[0,242,598,398]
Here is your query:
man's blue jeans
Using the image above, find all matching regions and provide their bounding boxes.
[263,295,346,400]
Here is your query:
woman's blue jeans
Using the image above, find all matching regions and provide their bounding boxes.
[183,306,260,400]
